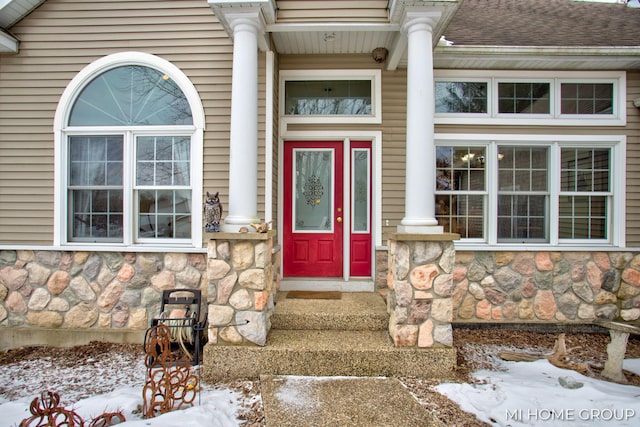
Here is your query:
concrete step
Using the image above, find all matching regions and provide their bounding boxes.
[203,329,457,381]
[270,291,388,331]
[260,375,445,427]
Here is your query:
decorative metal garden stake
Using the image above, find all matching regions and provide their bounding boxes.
[142,323,199,418]
[19,390,125,426]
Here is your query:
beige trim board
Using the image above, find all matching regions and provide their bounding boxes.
[280,279,374,292]
[0,327,146,351]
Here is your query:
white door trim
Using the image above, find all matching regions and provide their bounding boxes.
[278,130,382,285]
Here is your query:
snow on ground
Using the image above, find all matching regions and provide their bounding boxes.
[2,346,640,426]
[0,347,257,427]
[437,358,640,427]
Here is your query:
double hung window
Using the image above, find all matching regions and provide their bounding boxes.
[435,136,623,246]
[435,146,486,239]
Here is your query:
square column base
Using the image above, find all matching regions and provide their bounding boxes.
[397,225,444,234]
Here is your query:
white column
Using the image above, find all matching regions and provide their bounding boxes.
[223,14,261,231]
[398,11,443,234]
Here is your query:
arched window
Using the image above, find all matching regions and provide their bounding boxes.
[69,65,193,126]
[54,53,204,247]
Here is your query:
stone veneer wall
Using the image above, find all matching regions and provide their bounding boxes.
[452,251,640,323]
[205,232,279,347]
[4,245,639,347]
[386,234,457,348]
[379,248,640,324]
[0,249,207,331]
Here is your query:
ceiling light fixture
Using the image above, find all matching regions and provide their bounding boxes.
[323,32,336,42]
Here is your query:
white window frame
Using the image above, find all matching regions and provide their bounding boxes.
[434,143,489,243]
[279,69,382,125]
[351,147,372,235]
[434,70,626,126]
[53,52,205,249]
[436,134,626,249]
[494,79,553,119]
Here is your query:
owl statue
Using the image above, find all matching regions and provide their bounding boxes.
[204,191,223,232]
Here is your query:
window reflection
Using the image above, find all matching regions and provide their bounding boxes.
[69,66,193,126]
[285,80,372,116]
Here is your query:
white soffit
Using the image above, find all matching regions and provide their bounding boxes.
[0,29,18,52]
[0,0,44,28]
[0,0,45,53]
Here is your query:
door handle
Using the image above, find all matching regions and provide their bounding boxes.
[337,217,343,223]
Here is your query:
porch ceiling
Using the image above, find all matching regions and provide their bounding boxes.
[268,26,398,56]
[211,0,464,70]
[209,1,640,71]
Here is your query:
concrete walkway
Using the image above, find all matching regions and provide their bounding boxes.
[260,375,445,426]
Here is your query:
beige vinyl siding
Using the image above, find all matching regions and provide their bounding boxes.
[625,71,640,246]
[380,68,408,240]
[276,1,389,23]
[270,50,281,223]
[0,0,260,246]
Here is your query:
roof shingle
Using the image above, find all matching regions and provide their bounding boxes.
[445,0,640,47]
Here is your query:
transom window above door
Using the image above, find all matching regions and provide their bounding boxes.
[285,80,371,116]
[280,70,382,124]
[55,52,204,248]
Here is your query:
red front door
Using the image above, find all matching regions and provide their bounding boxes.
[284,141,344,277]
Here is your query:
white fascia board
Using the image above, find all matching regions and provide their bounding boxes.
[434,45,640,70]
[0,30,18,52]
[436,45,640,56]
[266,23,399,33]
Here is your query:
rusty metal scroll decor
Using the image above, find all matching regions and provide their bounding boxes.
[19,390,125,427]
[142,323,199,418]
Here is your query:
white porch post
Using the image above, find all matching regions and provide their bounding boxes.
[223,12,262,231]
[398,10,443,234]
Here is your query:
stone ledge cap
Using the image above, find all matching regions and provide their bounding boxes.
[207,230,276,241]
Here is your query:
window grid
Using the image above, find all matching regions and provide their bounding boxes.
[498,82,551,114]
[435,140,616,245]
[559,147,611,239]
[560,83,613,115]
[434,73,621,124]
[135,136,191,240]
[68,136,124,242]
[497,146,549,242]
[435,146,487,239]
